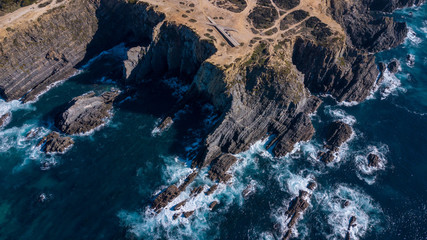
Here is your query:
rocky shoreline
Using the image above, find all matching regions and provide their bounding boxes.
[0,0,424,238]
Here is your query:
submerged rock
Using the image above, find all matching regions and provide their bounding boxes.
[406,54,415,67]
[55,90,120,135]
[37,131,74,153]
[367,153,381,168]
[25,127,42,140]
[0,112,11,128]
[345,215,357,239]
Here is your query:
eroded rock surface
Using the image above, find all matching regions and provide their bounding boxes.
[367,153,381,168]
[207,154,238,183]
[283,182,316,240]
[55,90,120,135]
[37,131,74,153]
[318,121,353,163]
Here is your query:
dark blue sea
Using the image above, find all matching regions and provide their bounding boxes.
[0,5,426,240]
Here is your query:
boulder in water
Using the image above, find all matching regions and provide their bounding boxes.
[209,201,218,210]
[37,131,74,153]
[367,153,381,168]
[183,210,195,218]
[0,112,11,128]
[387,59,400,73]
[55,90,120,135]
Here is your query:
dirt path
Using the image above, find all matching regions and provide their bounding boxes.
[0,0,68,36]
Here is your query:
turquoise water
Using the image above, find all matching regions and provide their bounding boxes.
[0,5,426,240]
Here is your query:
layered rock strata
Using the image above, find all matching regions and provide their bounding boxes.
[318,121,353,163]
[282,181,317,240]
[55,90,120,135]
[0,0,424,235]
[37,131,74,153]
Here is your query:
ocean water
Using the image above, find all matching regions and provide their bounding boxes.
[0,5,426,240]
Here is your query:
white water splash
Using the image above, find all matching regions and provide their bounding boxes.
[314,185,383,240]
[406,27,422,45]
[324,106,357,126]
[378,69,405,100]
[354,144,389,185]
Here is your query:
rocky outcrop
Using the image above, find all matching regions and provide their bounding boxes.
[209,201,218,210]
[207,154,238,183]
[152,185,180,212]
[205,184,218,195]
[127,23,217,84]
[122,46,147,80]
[55,90,120,135]
[325,121,353,150]
[0,112,11,128]
[183,210,194,218]
[37,131,74,153]
[282,182,316,240]
[328,0,419,52]
[152,171,197,211]
[292,38,380,102]
[318,121,352,163]
[193,59,322,168]
[0,0,165,102]
[367,153,381,168]
[387,59,401,74]
[345,216,357,240]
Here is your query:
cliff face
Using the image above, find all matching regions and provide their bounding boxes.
[0,0,424,225]
[0,0,164,102]
[0,0,98,101]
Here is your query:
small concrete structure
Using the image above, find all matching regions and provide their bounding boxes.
[207,16,240,47]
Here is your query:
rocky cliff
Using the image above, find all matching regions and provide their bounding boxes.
[0,0,164,102]
[0,0,424,236]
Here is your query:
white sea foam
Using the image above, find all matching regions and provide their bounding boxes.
[337,101,359,107]
[406,27,422,45]
[406,54,416,68]
[354,144,389,185]
[119,139,268,239]
[0,99,35,117]
[314,185,383,240]
[324,106,356,126]
[377,69,405,100]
